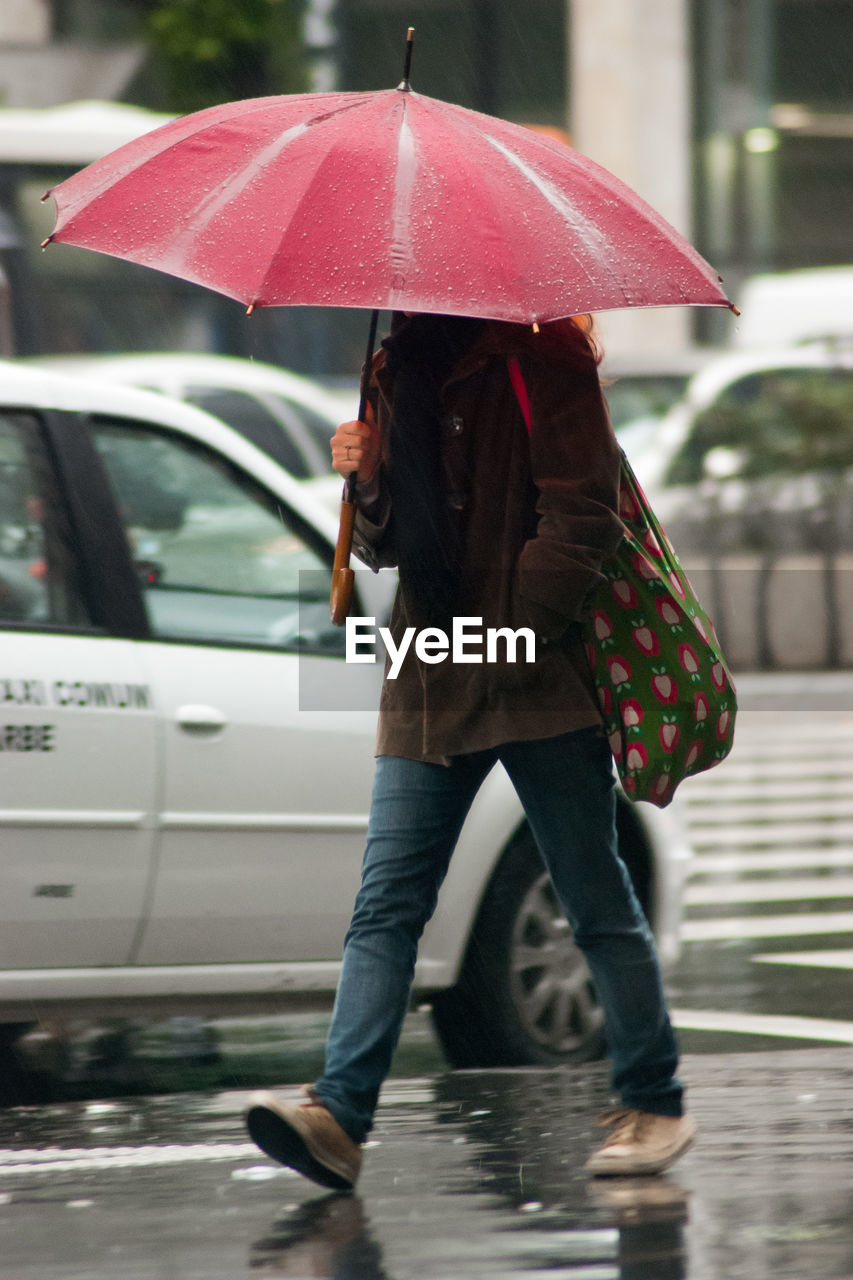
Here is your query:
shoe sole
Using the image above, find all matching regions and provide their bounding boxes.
[245,1104,355,1191]
[586,1130,696,1178]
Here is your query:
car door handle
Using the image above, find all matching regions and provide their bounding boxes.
[175,704,227,734]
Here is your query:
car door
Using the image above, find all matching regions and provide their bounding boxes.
[0,407,158,968]
[87,414,380,966]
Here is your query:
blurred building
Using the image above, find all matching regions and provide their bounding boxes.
[338,0,853,353]
[692,0,853,337]
[0,0,850,365]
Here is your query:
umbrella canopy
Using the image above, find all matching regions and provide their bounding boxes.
[44,87,732,324]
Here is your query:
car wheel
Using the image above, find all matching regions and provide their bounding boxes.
[431,827,607,1068]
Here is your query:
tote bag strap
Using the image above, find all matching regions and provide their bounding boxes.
[507,355,532,432]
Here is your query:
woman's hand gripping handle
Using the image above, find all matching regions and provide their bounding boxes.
[329,406,381,626]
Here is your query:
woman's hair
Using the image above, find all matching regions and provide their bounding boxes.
[571,313,603,364]
[538,313,603,366]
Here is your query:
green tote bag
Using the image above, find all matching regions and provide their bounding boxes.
[509,356,737,807]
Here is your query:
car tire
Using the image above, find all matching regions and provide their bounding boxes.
[431,827,608,1068]
[0,1022,44,1105]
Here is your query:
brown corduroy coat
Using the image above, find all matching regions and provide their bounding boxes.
[352,320,624,764]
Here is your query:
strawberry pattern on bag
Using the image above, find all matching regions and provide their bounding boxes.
[583,452,737,806]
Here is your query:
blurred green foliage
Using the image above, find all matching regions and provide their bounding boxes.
[145,0,309,112]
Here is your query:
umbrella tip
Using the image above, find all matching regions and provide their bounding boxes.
[532,321,540,334]
[397,26,415,92]
[40,236,53,250]
[246,302,255,316]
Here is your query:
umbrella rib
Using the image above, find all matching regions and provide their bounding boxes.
[389,105,417,302]
[164,122,313,282]
[481,133,616,297]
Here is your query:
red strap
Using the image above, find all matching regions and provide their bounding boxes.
[507,355,531,432]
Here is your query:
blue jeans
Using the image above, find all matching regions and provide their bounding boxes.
[314,726,682,1143]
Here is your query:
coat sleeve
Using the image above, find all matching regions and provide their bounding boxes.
[350,372,397,571]
[351,470,396,571]
[515,341,624,639]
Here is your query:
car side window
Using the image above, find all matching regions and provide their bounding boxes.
[89,418,343,654]
[0,411,90,626]
[665,367,853,486]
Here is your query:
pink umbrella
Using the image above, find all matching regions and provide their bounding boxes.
[42,34,733,620]
[44,94,729,325]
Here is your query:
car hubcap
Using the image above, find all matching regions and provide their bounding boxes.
[509,871,605,1054]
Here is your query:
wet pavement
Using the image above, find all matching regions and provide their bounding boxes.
[1,1047,851,1279]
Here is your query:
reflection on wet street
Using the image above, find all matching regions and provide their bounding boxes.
[1,1051,852,1279]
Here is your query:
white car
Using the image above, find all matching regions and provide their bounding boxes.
[0,361,689,1072]
[626,341,853,670]
[601,348,721,432]
[31,352,356,481]
[599,348,724,466]
[627,342,853,492]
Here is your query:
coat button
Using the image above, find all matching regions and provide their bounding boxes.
[449,415,464,435]
[447,489,467,510]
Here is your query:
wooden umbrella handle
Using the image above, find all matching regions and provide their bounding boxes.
[329,308,379,627]
[330,492,356,626]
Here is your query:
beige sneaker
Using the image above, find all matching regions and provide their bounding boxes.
[585,1109,696,1177]
[245,1086,362,1191]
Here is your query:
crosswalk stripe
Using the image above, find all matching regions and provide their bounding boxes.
[686,793,853,814]
[690,821,853,849]
[686,876,853,905]
[688,759,853,784]
[752,949,853,969]
[699,735,853,756]
[680,682,853,959]
[672,1008,853,1044]
[691,849,853,873]
[680,910,853,941]
[694,779,853,795]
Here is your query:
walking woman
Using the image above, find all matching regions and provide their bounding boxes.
[246,312,694,1185]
